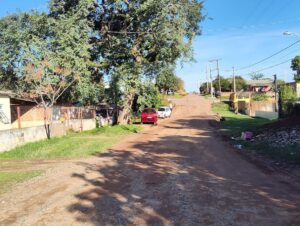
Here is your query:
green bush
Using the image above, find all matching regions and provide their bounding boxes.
[280,85,296,101]
[251,93,268,102]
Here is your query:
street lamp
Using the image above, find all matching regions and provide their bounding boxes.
[283,31,300,38]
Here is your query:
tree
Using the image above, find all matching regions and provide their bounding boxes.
[231,76,247,91]
[156,66,177,94]
[213,77,231,92]
[291,56,300,82]
[0,1,97,138]
[280,85,296,101]
[174,77,185,93]
[1,0,204,126]
[250,73,265,80]
[137,82,161,111]
[92,0,204,123]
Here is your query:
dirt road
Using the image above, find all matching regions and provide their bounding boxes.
[0,95,299,226]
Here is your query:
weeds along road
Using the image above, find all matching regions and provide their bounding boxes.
[0,94,299,226]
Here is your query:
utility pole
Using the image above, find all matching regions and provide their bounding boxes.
[209,65,213,98]
[205,65,209,93]
[274,74,278,112]
[232,66,236,93]
[209,59,222,100]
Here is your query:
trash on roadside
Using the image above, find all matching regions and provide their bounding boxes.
[234,144,243,150]
[241,131,254,140]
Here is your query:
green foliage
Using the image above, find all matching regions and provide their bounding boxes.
[251,93,269,102]
[0,171,42,194]
[291,56,300,82]
[0,0,204,124]
[280,85,296,101]
[233,76,247,91]
[212,102,270,137]
[137,82,162,111]
[0,2,100,106]
[277,79,286,87]
[213,76,231,91]
[156,66,177,94]
[0,125,141,160]
[250,73,265,80]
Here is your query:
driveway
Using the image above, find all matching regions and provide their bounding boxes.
[0,94,299,226]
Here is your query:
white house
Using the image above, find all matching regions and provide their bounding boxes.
[0,91,12,130]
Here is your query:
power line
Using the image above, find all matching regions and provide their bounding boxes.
[236,39,300,71]
[246,58,292,75]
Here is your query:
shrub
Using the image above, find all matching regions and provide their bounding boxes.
[251,93,268,102]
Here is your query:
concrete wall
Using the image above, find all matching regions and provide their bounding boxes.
[0,123,66,153]
[66,119,96,132]
[245,101,278,120]
[0,95,11,131]
[0,119,96,153]
[255,111,278,120]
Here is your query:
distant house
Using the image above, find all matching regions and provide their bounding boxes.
[246,80,274,93]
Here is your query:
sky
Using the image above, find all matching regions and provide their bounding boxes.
[1,0,300,91]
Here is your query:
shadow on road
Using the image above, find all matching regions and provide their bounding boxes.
[68,116,300,226]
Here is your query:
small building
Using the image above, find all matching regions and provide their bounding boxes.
[0,91,36,131]
[246,80,274,93]
[0,91,11,130]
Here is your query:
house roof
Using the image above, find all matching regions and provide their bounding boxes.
[0,90,35,103]
[246,80,274,87]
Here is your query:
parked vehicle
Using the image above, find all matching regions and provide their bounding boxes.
[141,108,158,124]
[157,107,172,118]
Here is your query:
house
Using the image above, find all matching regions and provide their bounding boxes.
[246,80,274,93]
[0,91,11,130]
[0,91,36,131]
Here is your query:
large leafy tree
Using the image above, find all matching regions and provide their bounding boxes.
[291,56,300,82]
[213,76,231,92]
[0,1,99,137]
[231,76,247,91]
[95,0,204,123]
[1,0,204,125]
[156,66,177,94]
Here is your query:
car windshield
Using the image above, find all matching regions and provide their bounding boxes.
[158,108,165,111]
[143,109,156,114]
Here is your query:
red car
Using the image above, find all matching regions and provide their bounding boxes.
[141,108,158,124]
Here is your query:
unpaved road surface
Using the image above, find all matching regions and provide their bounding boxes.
[0,95,299,226]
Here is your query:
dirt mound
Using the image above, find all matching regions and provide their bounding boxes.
[263,116,300,130]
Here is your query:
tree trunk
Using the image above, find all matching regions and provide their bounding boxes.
[118,91,135,125]
[43,107,52,139]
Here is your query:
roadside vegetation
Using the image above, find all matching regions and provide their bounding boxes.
[0,171,42,194]
[0,125,141,160]
[212,102,300,163]
[212,102,269,137]
[0,125,141,194]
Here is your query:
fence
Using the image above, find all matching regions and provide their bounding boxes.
[10,105,96,131]
[0,105,98,153]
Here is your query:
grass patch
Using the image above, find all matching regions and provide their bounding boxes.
[0,171,42,194]
[212,102,300,163]
[212,102,270,137]
[0,125,142,160]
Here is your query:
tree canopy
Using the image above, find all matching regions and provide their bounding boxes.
[291,56,300,82]
[0,0,204,124]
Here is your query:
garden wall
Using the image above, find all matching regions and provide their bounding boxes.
[0,119,96,153]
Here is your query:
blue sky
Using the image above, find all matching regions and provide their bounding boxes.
[1,0,300,91]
